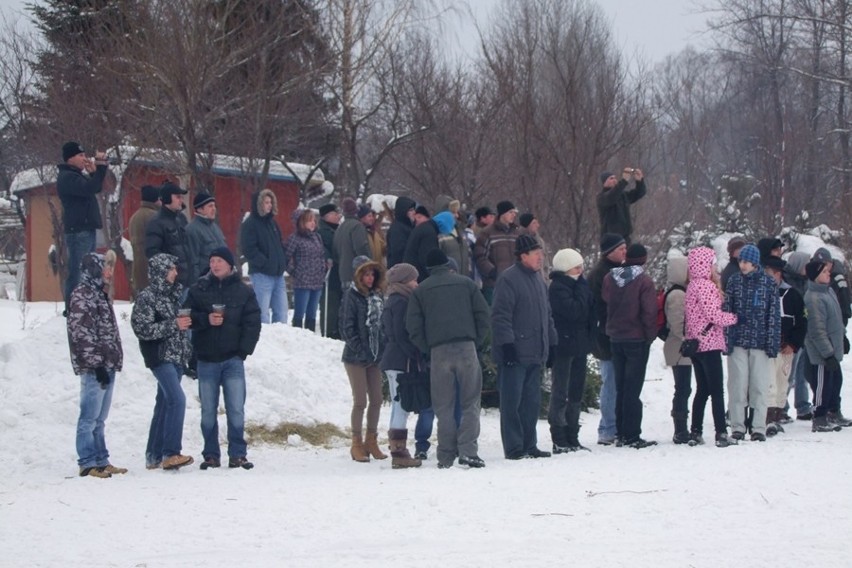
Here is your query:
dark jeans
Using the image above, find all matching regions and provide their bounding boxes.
[64,230,96,311]
[146,363,186,461]
[611,340,650,442]
[671,364,692,418]
[691,350,726,434]
[807,363,841,417]
[498,362,542,458]
[548,351,587,427]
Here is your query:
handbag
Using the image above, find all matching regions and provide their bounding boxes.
[395,358,431,413]
[680,323,712,358]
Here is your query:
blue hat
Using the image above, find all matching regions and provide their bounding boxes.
[738,244,761,267]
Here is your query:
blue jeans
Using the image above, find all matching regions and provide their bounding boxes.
[597,359,617,441]
[146,363,186,462]
[64,230,96,310]
[788,350,814,415]
[198,357,247,459]
[76,370,114,468]
[292,288,321,323]
[498,362,542,458]
[250,273,288,324]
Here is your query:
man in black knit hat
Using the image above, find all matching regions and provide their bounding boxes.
[597,168,646,242]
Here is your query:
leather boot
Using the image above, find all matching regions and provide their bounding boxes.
[672,410,690,444]
[304,318,316,332]
[291,316,303,328]
[388,429,421,468]
[350,434,370,462]
[364,430,388,460]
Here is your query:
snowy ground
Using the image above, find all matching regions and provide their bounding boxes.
[1,299,851,567]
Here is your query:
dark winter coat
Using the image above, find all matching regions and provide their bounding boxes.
[720,256,740,292]
[67,253,123,375]
[56,163,106,233]
[403,219,440,283]
[185,215,226,284]
[386,197,415,267]
[549,272,595,357]
[380,292,420,371]
[601,266,658,343]
[779,283,807,351]
[285,227,327,290]
[473,221,520,288]
[145,206,191,286]
[129,202,159,294]
[596,178,646,240]
[804,280,845,364]
[491,262,558,365]
[723,269,781,357]
[131,253,193,369]
[318,218,340,288]
[340,260,385,365]
[185,270,262,363]
[333,216,371,285]
[406,265,491,353]
[587,256,622,360]
[240,189,287,277]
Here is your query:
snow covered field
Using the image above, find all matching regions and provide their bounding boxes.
[1,299,850,567]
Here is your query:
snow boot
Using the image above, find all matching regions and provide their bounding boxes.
[813,415,842,432]
[766,408,779,437]
[388,429,421,469]
[550,423,570,454]
[827,411,852,427]
[350,434,370,462]
[364,430,388,460]
[672,411,690,444]
[687,431,704,446]
[715,432,735,448]
[563,403,590,451]
[79,466,111,479]
[103,464,128,475]
[304,318,316,332]
[291,316,303,328]
[162,454,194,470]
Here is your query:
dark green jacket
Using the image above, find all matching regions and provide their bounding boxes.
[405,265,490,353]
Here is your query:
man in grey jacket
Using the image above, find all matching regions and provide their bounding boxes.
[185,192,226,284]
[406,249,491,469]
[492,234,558,459]
[333,197,372,289]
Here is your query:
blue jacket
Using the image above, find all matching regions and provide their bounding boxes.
[723,269,781,357]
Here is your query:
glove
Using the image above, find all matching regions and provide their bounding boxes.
[502,343,518,367]
[825,356,841,373]
[546,346,556,369]
[844,336,850,355]
[94,367,111,390]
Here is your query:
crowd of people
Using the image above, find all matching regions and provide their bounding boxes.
[57,142,850,476]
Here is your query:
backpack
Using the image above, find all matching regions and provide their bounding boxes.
[656,284,685,341]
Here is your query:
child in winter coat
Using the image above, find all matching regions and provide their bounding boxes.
[662,256,692,444]
[285,209,328,330]
[684,247,738,447]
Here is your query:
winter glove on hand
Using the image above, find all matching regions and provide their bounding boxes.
[825,356,841,373]
[546,346,556,369]
[503,343,518,367]
[94,367,111,390]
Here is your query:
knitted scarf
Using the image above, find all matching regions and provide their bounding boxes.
[366,291,384,359]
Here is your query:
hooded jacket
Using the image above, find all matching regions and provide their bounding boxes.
[67,253,123,375]
[57,162,106,233]
[601,265,657,342]
[662,256,690,366]
[723,262,781,357]
[131,253,193,369]
[804,279,845,364]
[240,189,287,277]
[784,251,810,296]
[435,211,471,278]
[684,247,737,356]
[145,205,191,286]
[340,260,385,364]
[386,196,415,268]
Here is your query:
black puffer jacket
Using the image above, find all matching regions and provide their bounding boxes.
[185,271,262,363]
[549,272,595,357]
[240,189,287,276]
[380,291,420,371]
[386,197,415,268]
[403,219,439,283]
[131,253,193,369]
[56,163,106,233]
[340,260,385,365]
[145,206,191,286]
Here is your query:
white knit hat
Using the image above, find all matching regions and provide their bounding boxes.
[552,248,583,273]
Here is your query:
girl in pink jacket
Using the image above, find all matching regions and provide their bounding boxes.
[685,247,738,447]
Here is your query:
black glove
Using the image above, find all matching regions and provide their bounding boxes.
[844,336,850,355]
[94,367,111,390]
[503,343,518,367]
[825,356,841,373]
[546,346,556,369]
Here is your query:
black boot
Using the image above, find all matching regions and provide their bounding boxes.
[563,403,590,451]
[550,424,570,454]
[291,316,303,328]
[672,411,690,444]
[304,318,316,332]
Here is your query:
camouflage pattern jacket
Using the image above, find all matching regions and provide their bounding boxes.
[131,253,193,369]
[67,253,123,375]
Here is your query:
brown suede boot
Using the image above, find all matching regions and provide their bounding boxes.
[350,434,370,462]
[364,430,388,460]
[388,429,422,469]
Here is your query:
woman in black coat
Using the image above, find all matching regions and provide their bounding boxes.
[548,248,595,452]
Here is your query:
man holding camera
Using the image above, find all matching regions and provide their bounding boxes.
[597,168,646,243]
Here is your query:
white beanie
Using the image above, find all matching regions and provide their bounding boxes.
[552,248,583,273]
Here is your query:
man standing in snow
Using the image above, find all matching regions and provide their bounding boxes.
[318,204,342,339]
[68,250,125,478]
[334,197,372,290]
[597,168,646,243]
[186,247,261,470]
[129,185,161,297]
[185,191,226,284]
[57,141,109,315]
[473,200,521,304]
[146,181,191,287]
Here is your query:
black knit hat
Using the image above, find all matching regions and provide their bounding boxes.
[806,260,827,282]
[475,206,494,220]
[497,201,516,218]
[518,213,535,228]
[141,185,160,203]
[515,234,542,256]
[763,256,787,271]
[625,243,648,266]
[426,248,449,268]
[415,205,431,218]
[600,233,626,255]
[319,203,338,217]
[160,181,187,205]
[600,171,614,184]
[193,192,215,210]
[62,141,85,162]
[209,246,235,268]
[357,204,373,219]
